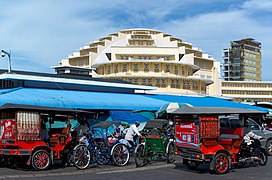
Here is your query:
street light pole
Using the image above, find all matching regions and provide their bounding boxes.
[1,49,12,73]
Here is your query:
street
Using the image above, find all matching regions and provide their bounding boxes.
[0,156,271,180]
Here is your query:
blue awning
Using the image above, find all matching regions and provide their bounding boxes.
[0,88,167,111]
[0,87,268,113]
[146,94,269,112]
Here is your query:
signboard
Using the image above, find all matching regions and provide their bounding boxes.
[0,119,16,140]
[175,122,199,148]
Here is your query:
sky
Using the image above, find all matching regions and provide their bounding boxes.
[0,0,271,80]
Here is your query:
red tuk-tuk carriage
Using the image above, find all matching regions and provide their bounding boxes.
[0,103,87,170]
[171,106,267,174]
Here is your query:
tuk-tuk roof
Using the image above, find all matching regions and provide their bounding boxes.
[144,119,168,129]
[92,121,121,129]
[170,106,266,115]
[0,103,88,114]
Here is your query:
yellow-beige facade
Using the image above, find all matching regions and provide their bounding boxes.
[57,29,221,95]
[221,81,272,102]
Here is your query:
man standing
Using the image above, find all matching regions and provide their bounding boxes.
[124,121,142,147]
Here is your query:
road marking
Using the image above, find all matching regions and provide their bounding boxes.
[96,164,175,174]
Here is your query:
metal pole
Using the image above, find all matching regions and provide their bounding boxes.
[1,49,11,73]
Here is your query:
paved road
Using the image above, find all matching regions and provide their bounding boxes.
[0,156,271,180]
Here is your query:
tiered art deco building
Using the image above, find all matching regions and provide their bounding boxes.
[56,29,221,95]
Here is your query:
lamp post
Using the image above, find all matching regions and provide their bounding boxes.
[1,49,11,73]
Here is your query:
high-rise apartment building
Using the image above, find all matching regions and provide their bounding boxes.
[222,38,261,81]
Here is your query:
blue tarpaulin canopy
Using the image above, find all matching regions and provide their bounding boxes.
[146,94,269,112]
[0,87,167,111]
[0,87,268,113]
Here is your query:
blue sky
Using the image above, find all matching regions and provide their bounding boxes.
[0,0,271,80]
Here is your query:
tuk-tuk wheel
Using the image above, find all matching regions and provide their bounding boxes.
[135,144,146,167]
[213,153,229,174]
[31,150,51,171]
[183,159,200,170]
[112,143,130,166]
[166,142,176,163]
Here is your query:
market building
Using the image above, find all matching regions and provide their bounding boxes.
[55,29,222,96]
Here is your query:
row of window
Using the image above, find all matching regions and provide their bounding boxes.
[222,83,272,88]
[110,77,206,92]
[194,59,213,70]
[245,66,257,71]
[244,72,257,77]
[128,40,154,46]
[118,54,174,61]
[245,52,257,58]
[222,90,272,95]
[245,59,257,65]
[97,63,191,76]
[69,58,89,66]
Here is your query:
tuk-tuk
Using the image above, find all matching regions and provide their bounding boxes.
[0,103,88,170]
[170,106,267,174]
[135,119,175,167]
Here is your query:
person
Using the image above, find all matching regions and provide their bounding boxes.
[41,123,50,144]
[124,121,142,147]
[243,120,262,159]
[74,121,90,140]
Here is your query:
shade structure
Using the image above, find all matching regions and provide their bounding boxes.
[147,94,269,113]
[0,88,168,111]
[156,102,192,117]
[170,106,267,115]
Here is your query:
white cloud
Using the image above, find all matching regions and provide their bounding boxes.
[241,0,272,11]
[0,0,271,80]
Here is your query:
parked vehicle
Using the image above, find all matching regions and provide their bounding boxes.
[220,116,272,156]
[236,138,268,167]
[170,106,267,174]
[73,121,130,170]
[135,119,175,167]
[0,103,87,170]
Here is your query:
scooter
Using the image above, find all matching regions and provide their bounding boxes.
[236,139,268,167]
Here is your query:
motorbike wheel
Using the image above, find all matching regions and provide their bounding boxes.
[135,144,146,167]
[73,145,91,170]
[266,140,272,156]
[166,142,176,163]
[112,143,130,166]
[213,153,229,174]
[183,159,200,170]
[258,149,268,166]
[66,150,74,167]
[31,150,51,171]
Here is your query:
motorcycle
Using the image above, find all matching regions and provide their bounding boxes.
[236,138,268,167]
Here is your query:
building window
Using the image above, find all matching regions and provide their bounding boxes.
[114,64,118,73]
[107,65,111,74]
[144,63,149,73]
[133,78,138,84]
[181,66,185,75]
[183,80,191,90]
[154,63,160,72]
[201,82,206,92]
[166,64,170,73]
[128,78,132,83]
[156,78,166,88]
[133,63,138,72]
[192,81,198,90]
[122,64,127,72]
[147,78,152,86]
[174,65,178,75]
[142,78,147,85]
